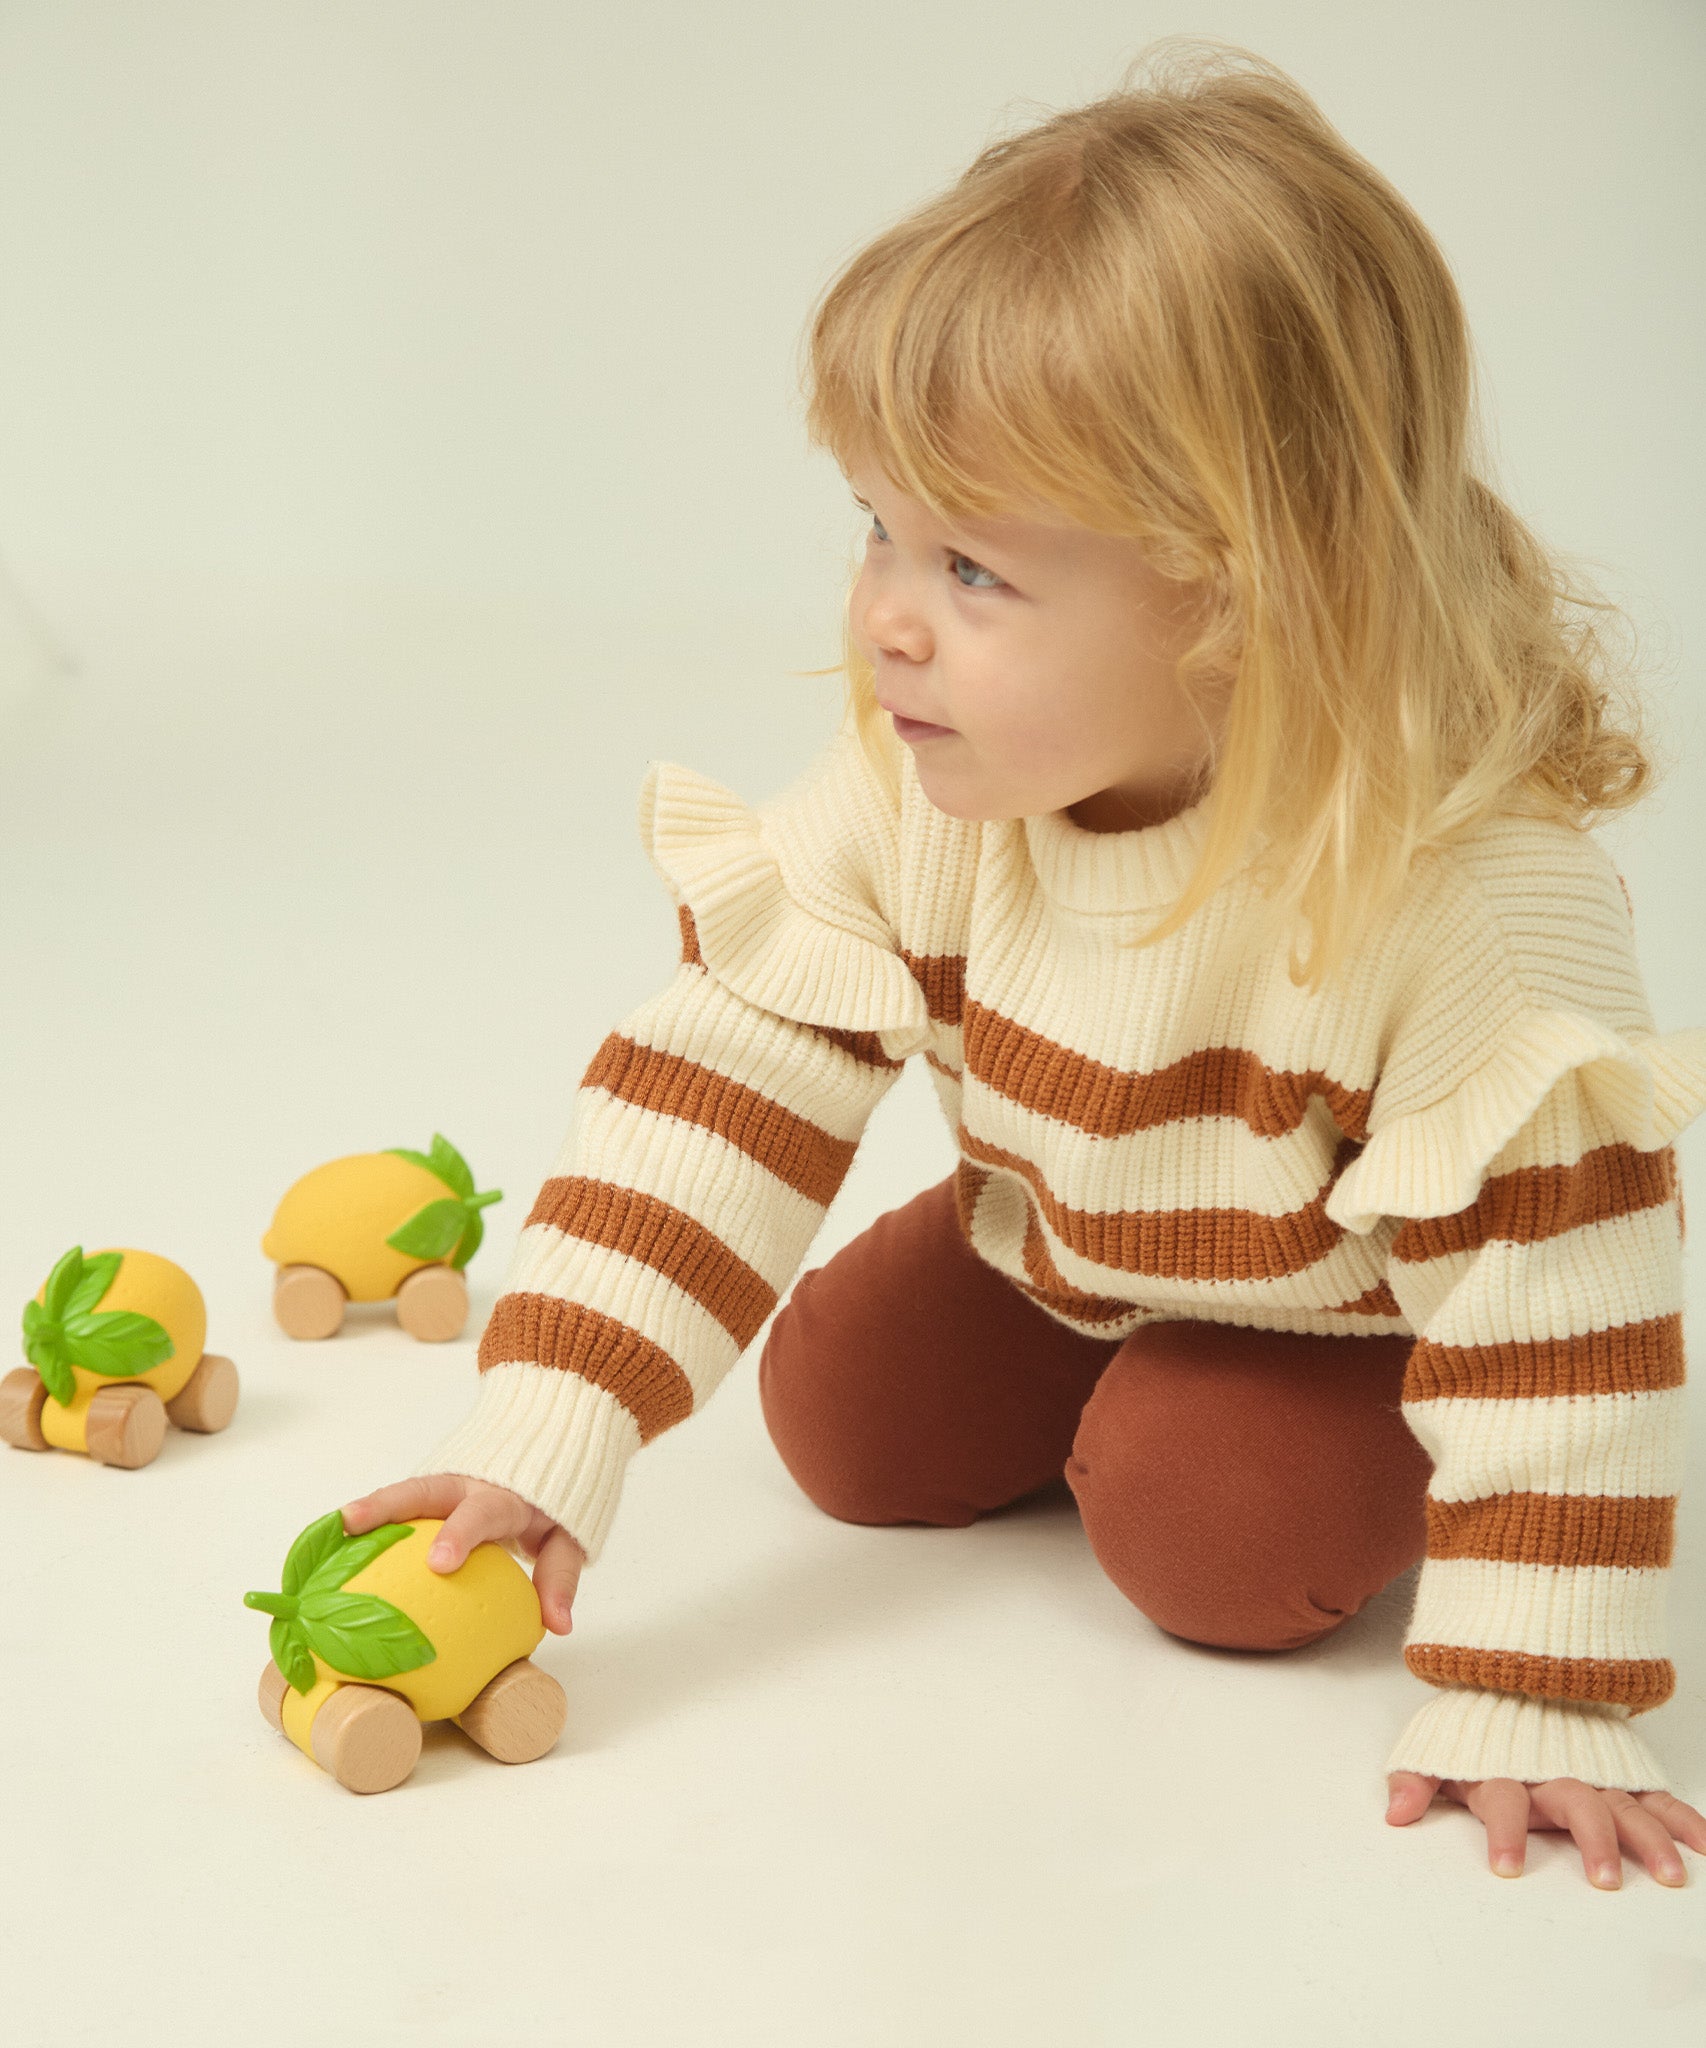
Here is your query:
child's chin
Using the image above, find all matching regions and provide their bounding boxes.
[912,766,1023,825]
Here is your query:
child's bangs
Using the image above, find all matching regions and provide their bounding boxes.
[808,217,1125,529]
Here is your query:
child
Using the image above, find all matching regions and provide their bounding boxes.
[346,42,1706,1886]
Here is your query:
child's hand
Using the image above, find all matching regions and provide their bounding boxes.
[1386,1771,1706,1886]
[342,1475,584,1634]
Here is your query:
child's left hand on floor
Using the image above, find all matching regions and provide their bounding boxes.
[1385,1771,1706,1886]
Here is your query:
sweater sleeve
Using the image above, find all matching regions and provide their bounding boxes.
[420,726,931,1561]
[1323,825,1706,1791]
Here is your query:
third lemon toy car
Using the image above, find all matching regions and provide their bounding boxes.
[1,1245,239,1467]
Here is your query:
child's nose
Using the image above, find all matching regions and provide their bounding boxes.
[856,582,932,664]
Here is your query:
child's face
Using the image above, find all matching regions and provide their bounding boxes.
[846,462,1226,830]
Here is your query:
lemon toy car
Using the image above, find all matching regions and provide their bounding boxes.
[246,1509,568,1793]
[1,1245,239,1468]
[263,1132,500,1343]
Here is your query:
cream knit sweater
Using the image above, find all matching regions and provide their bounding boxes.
[426,722,1706,1791]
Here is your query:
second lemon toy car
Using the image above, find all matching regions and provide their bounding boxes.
[263,1133,500,1342]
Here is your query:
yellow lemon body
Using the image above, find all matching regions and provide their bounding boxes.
[37,1248,205,1454]
[278,1521,544,1757]
[262,1153,453,1302]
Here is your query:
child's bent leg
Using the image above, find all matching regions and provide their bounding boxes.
[1066,1320,1429,1651]
[760,1174,1118,1527]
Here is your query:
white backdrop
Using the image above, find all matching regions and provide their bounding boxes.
[1,6,1703,2044]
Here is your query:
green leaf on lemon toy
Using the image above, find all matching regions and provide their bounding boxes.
[40,1246,84,1324]
[427,1133,475,1200]
[450,1209,486,1272]
[296,1589,436,1682]
[303,1520,414,1595]
[22,1246,172,1397]
[385,1198,467,1262]
[248,1513,432,1694]
[280,1508,348,1597]
[21,1301,75,1406]
[65,1251,123,1319]
[61,1309,174,1378]
[270,1615,317,1694]
[278,1508,415,1598]
[383,1137,501,1269]
[385,1133,472,1200]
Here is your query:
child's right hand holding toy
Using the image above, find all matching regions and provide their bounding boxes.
[342,1475,584,1634]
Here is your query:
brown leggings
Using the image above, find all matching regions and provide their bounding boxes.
[759,1175,1431,1651]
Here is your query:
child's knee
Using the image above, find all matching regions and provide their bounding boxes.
[1065,1392,1356,1652]
[757,1289,978,1529]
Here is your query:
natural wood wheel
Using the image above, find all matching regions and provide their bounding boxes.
[165,1352,239,1433]
[310,1684,422,1794]
[258,1660,289,1734]
[395,1265,468,1343]
[85,1383,169,1468]
[0,1368,49,1451]
[273,1264,347,1340]
[455,1657,568,1764]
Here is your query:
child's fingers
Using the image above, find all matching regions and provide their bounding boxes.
[1464,1779,1531,1877]
[342,1474,470,1532]
[1384,1772,1438,1824]
[425,1489,525,1571]
[1636,1791,1706,1858]
[1530,1778,1624,1888]
[532,1526,585,1634]
[1602,1791,1687,1887]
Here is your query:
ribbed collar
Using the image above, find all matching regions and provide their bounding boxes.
[1022,787,1220,912]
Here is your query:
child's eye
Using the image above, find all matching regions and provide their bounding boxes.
[951,554,1003,590]
[870,512,889,542]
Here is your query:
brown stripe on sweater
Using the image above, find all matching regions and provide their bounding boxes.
[958,1126,1365,1282]
[811,1025,905,1070]
[1011,1275,1138,1329]
[1332,1279,1405,1318]
[951,1159,991,1247]
[925,1050,962,1084]
[1405,1642,1675,1714]
[1016,1209,1394,1329]
[523,1176,778,1344]
[962,1002,1375,1142]
[900,950,965,1025]
[1404,1311,1685,1401]
[585,1033,856,1206]
[1426,1492,1676,1570]
[675,910,902,1071]
[478,1293,695,1442]
[1392,1144,1678,1263]
[1019,1205,1144,1326]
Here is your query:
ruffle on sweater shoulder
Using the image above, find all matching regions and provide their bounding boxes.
[636,757,931,1045]
[1324,1007,1706,1236]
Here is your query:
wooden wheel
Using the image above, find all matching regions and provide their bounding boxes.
[395,1264,468,1343]
[258,1660,289,1734]
[85,1383,168,1468]
[0,1368,49,1451]
[455,1657,567,1764]
[273,1264,346,1340]
[310,1684,422,1794]
[165,1352,239,1433]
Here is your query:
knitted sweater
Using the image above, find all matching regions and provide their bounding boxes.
[425,722,1706,1791]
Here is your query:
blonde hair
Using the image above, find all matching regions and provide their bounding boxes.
[802,37,1663,993]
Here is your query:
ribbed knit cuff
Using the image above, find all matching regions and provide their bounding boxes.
[1386,1687,1670,1792]
[416,1363,644,1565]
